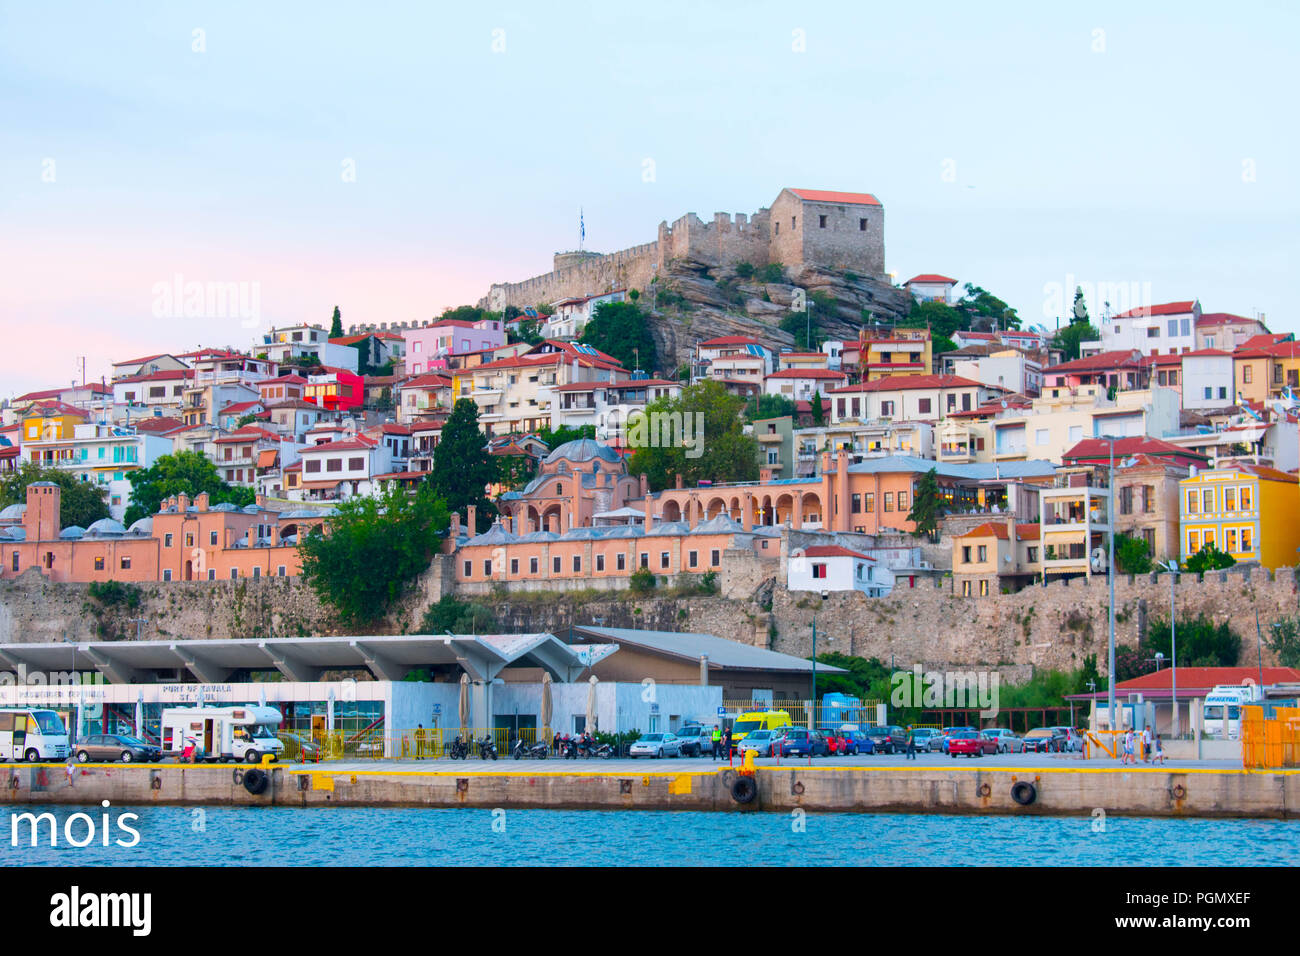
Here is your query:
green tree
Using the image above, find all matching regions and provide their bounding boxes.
[627,380,759,491]
[1114,532,1153,574]
[1145,614,1241,668]
[900,299,964,339]
[236,412,259,428]
[537,424,596,449]
[810,388,825,426]
[580,301,657,372]
[428,399,497,533]
[1072,286,1090,324]
[956,283,1021,331]
[734,261,756,280]
[0,462,110,530]
[627,288,640,303]
[299,482,449,626]
[779,309,821,351]
[1053,321,1101,361]
[1184,543,1236,574]
[419,594,497,634]
[329,306,343,339]
[123,451,254,526]
[743,393,797,422]
[511,317,544,346]
[906,468,944,541]
[1267,616,1300,669]
[759,263,786,284]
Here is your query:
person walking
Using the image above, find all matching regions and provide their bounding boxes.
[1152,733,1166,765]
[710,724,721,762]
[905,725,917,760]
[1122,728,1134,765]
[1141,725,1153,763]
[721,726,733,761]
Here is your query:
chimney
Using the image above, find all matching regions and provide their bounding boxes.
[255,493,266,510]
[196,492,210,512]
[639,473,649,497]
[467,505,477,533]
[643,495,654,533]
[699,654,709,686]
[450,512,461,539]
[675,473,684,490]
[177,493,190,513]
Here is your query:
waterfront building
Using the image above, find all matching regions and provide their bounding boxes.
[1178,465,1300,569]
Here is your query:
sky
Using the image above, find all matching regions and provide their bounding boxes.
[2,1,1297,397]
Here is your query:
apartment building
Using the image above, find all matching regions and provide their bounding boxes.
[1179,465,1300,570]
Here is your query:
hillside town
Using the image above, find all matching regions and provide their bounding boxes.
[3,192,1294,604]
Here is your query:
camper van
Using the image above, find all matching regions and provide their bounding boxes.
[1203,684,1263,739]
[161,705,285,763]
[0,708,70,762]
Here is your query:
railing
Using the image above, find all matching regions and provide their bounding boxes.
[277,726,543,761]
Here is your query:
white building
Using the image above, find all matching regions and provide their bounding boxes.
[1083,300,1201,357]
[764,368,848,403]
[951,349,1043,396]
[1180,350,1235,410]
[260,325,360,373]
[903,274,958,304]
[543,290,627,339]
[788,544,893,597]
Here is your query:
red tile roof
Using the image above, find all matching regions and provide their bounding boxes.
[905,274,957,285]
[956,522,1041,541]
[828,374,984,394]
[131,416,186,434]
[1112,301,1197,319]
[24,400,88,418]
[698,336,763,347]
[400,373,453,389]
[1062,436,1210,464]
[800,545,874,560]
[219,400,264,416]
[299,437,378,454]
[788,188,881,206]
[1113,667,1300,696]
[765,369,848,380]
[114,369,195,384]
[1196,312,1259,328]
[1045,350,1145,374]
[214,426,281,444]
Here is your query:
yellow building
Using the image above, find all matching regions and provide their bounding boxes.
[1179,465,1300,570]
[1234,340,1300,405]
[21,401,88,445]
[858,328,933,382]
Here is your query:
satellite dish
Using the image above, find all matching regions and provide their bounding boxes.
[1003,554,1012,564]
[1090,548,1108,572]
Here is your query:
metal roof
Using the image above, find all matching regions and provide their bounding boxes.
[571,626,845,674]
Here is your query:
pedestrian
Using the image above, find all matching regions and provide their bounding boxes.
[905,725,916,760]
[65,758,76,788]
[552,731,561,756]
[416,723,424,760]
[1141,725,1152,763]
[1122,729,1134,765]
[721,726,732,760]
[1152,733,1166,765]
[710,724,721,761]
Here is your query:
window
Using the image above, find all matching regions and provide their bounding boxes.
[1241,526,1253,552]
[962,580,972,597]
[818,214,827,228]
[1186,490,1199,514]
[616,553,626,571]
[164,533,174,548]
[1218,387,1227,399]
[1027,547,1038,563]
[880,400,895,417]
[977,545,988,562]
[639,552,649,569]
[791,216,796,229]
[918,398,932,414]
[898,491,909,511]
[1240,486,1253,510]
[1202,489,1214,513]
[710,549,721,565]
[1119,486,1133,515]
[660,552,670,569]
[210,530,218,546]
[1243,366,1252,384]
[687,551,697,569]
[305,459,321,473]
[207,569,216,580]
[326,459,342,472]
[252,566,261,579]
[277,566,286,577]
[120,557,131,570]
[863,493,874,512]
[962,546,971,564]
[552,556,561,574]
[1035,429,1049,446]
[529,557,538,574]
[596,554,605,572]
[94,557,105,571]
[851,494,862,513]
[1147,327,1160,338]
[1203,528,1216,550]
[463,560,472,577]
[812,563,827,579]
[349,457,364,470]
[483,559,493,576]
[185,533,194,548]
[1167,319,1178,336]
[1142,485,1154,513]
[10,553,16,573]
[572,555,581,573]
[1224,487,1237,512]
[1204,387,1213,401]
[162,569,172,581]
[1225,528,1238,553]
[883,493,894,512]
[979,580,989,596]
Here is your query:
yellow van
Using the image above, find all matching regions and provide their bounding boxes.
[731,710,793,752]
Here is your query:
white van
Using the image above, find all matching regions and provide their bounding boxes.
[161,705,285,763]
[1203,684,1263,739]
[0,708,71,762]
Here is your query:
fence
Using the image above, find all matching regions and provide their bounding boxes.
[1242,705,1300,769]
[278,726,543,761]
[721,700,886,728]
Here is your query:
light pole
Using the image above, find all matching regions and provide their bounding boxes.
[811,589,829,727]
[1158,559,1180,737]
[1101,435,1138,731]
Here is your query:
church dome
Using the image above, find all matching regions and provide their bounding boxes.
[544,439,621,466]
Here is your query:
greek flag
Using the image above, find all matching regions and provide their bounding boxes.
[580,208,585,243]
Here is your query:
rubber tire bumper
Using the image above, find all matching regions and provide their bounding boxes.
[730,776,758,805]
[243,768,270,795]
[1010,781,1036,806]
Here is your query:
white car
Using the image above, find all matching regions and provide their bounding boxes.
[629,733,681,759]
[981,729,1022,753]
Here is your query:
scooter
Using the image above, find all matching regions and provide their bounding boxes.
[561,737,579,759]
[448,735,471,760]
[512,738,548,760]
[477,734,499,760]
[578,738,614,759]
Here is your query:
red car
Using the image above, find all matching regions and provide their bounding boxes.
[816,728,848,755]
[947,730,998,758]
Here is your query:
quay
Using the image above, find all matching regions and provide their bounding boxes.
[5,754,1300,819]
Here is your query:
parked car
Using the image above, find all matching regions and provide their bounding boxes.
[1021,728,1060,753]
[841,730,875,755]
[1048,727,1086,752]
[817,727,849,755]
[737,729,786,757]
[910,728,941,752]
[629,732,681,759]
[946,730,997,758]
[864,725,902,754]
[278,732,324,762]
[938,726,977,754]
[806,730,832,757]
[675,725,710,757]
[981,729,1022,754]
[75,734,162,763]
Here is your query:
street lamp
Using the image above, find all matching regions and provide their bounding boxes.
[1100,435,1138,732]
[811,589,830,726]
[1157,559,1180,737]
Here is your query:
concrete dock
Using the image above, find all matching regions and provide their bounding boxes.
[4,753,1299,818]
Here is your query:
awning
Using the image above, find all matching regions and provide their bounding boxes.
[256,449,278,468]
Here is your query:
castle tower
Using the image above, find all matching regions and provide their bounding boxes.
[24,481,61,542]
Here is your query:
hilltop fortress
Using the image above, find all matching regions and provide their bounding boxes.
[480,187,886,310]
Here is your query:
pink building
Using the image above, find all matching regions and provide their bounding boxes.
[405,319,506,375]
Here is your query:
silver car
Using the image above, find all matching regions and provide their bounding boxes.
[981,729,1022,753]
[629,732,681,759]
[736,729,786,757]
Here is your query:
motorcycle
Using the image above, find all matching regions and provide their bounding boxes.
[448,735,470,760]
[512,738,548,760]
[561,736,579,759]
[477,734,499,761]
[577,738,614,759]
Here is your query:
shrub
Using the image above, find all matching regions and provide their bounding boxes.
[629,567,657,594]
[734,261,756,280]
[760,263,786,284]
